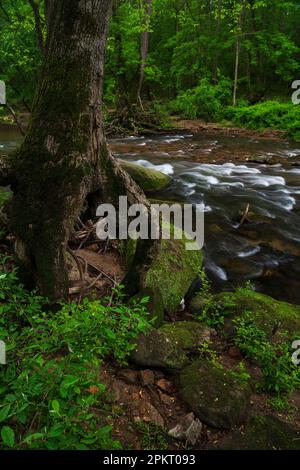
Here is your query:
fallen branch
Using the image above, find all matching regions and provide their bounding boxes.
[240,203,250,226]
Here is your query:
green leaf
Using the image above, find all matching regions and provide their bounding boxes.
[1,426,15,447]
[0,405,10,423]
[51,400,60,414]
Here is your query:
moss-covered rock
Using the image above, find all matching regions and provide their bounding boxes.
[159,321,211,351]
[180,360,251,429]
[189,294,206,314]
[144,228,203,316]
[217,288,300,340]
[130,328,188,370]
[120,160,172,193]
[218,415,300,450]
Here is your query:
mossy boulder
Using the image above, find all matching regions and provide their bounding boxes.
[130,328,188,370]
[180,360,251,429]
[189,294,206,314]
[120,160,172,193]
[144,228,203,316]
[126,225,202,326]
[159,321,211,351]
[218,415,300,450]
[217,288,300,340]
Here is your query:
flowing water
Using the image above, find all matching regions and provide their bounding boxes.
[1,126,300,304]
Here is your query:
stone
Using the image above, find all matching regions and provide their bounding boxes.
[168,412,202,445]
[118,369,139,385]
[159,321,211,351]
[156,378,173,394]
[180,360,251,429]
[218,415,300,450]
[143,225,203,316]
[127,224,203,325]
[216,288,300,341]
[139,369,155,386]
[130,328,188,370]
[120,160,172,193]
[189,294,206,314]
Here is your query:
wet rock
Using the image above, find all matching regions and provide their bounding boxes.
[139,369,155,386]
[169,412,202,445]
[218,415,300,450]
[130,328,188,370]
[120,160,172,193]
[159,321,211,351]
[179,360,251,429]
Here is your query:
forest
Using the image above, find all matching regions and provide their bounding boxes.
[0,0,300,455]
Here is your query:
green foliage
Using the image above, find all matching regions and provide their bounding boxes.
[0,264,151,449]
[195,269,224,328]
[225,101,300,141]
[170,78,232,121]
[197,339,218,364]
[135,422,168,451]
[233,312,300,395]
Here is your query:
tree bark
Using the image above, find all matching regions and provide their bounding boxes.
[28,0,45,55]
[136,0,152,109]
[8,0,156,301]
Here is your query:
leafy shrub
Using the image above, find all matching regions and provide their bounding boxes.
[170,77,232,121]
[233,312,300,395]
[225,101,300,141]
[0,265,151,449]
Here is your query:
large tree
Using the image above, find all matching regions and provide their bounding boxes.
[1,0,156,301]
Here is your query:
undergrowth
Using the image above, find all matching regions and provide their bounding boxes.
[0,260,151,449]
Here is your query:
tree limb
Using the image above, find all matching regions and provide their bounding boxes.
[28,0,45,55]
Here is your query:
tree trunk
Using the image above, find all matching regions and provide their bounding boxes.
[8,0,155,301]
[136,0,152,109]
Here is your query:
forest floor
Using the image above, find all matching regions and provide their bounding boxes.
[53,241,300,449]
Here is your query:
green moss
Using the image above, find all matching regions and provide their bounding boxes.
[159,321,210,350]
[144,225,202,313]
[120,160,172,193]
[218,288,300,339]
[180,360,251,429]
[219,415,300,450]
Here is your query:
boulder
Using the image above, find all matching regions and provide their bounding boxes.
[127,225,202,325]
[120,160,172,193]
[218,415,300,450]
[179,360,251,429]
[159,321,211,351]
[130,328,188,370]
[143,228,203,317]
[216,288,300,340]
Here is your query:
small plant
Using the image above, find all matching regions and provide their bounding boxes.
[197,340,218,364]
[268,396,293,412]
[136,422,168,451]
[229,361,251,384]
[195,269,225,328]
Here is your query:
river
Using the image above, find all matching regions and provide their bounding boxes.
[1,126,300,304]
